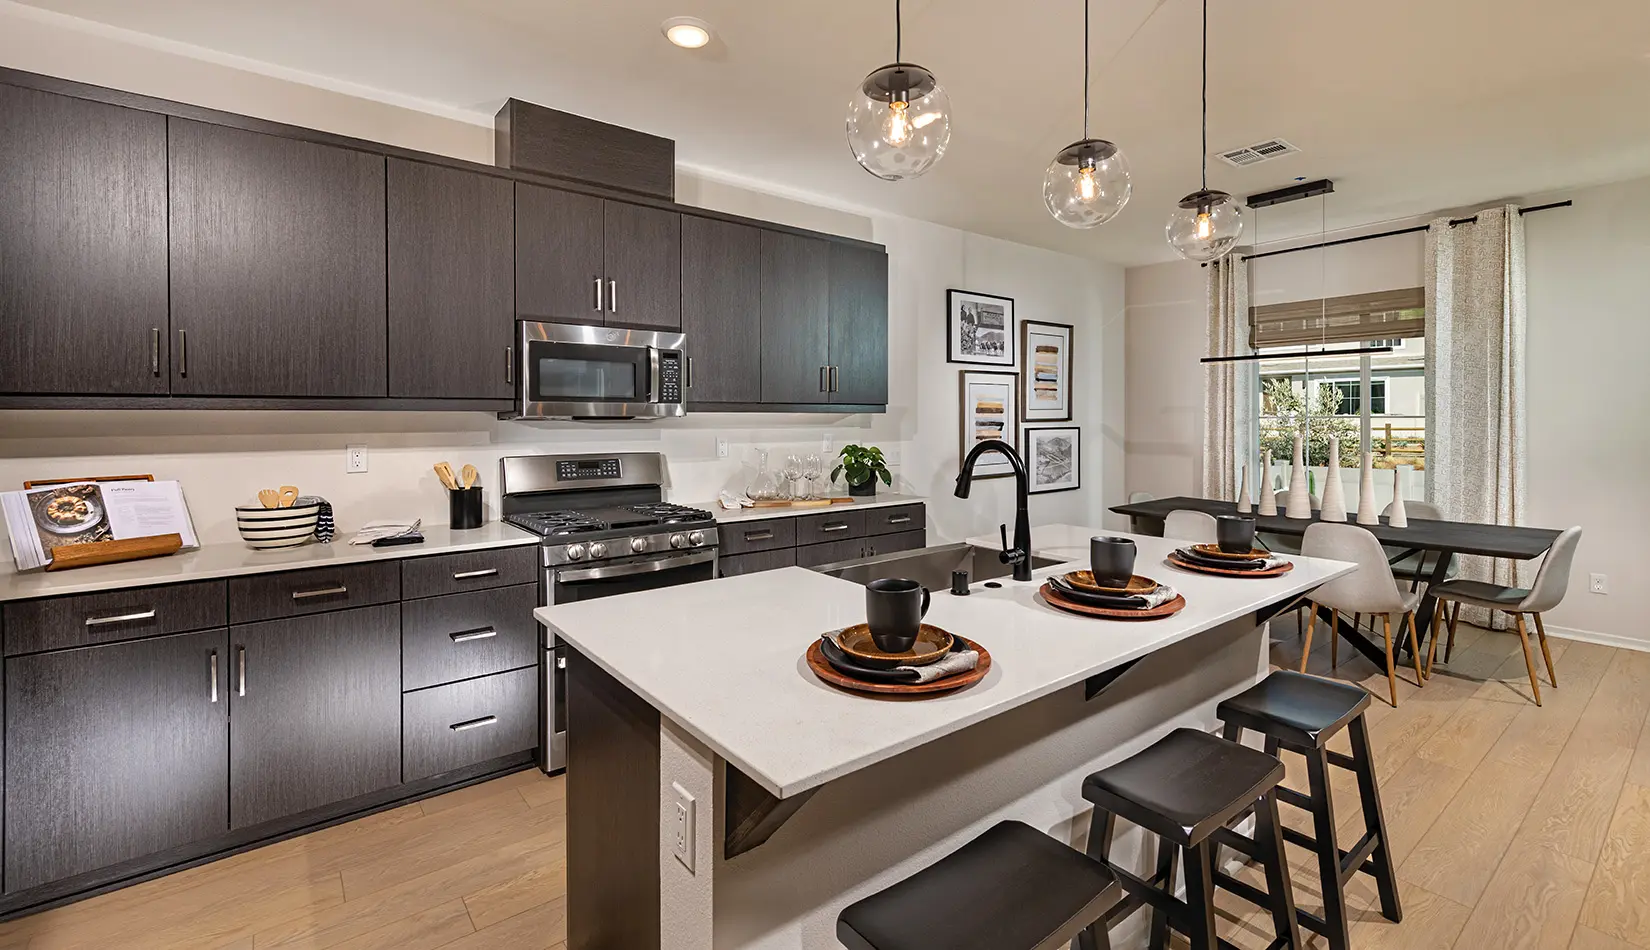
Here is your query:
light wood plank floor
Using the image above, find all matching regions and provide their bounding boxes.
[5,617,1650,950]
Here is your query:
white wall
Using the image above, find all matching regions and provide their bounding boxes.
[0,7,1125,552]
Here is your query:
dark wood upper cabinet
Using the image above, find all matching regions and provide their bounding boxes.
[168,119,387,397]
[387,160,514,399]
[4,629,229,893]
[0,84,168,396]
[516,183,605,323]
[602,202,681,330]
[829,243,890,405]
[680,216,761,403]
[759,230,831,405]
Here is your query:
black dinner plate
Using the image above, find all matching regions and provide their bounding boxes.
[819,635,967,684]
[1048,575,1159,609]
[1173,547,1269,571]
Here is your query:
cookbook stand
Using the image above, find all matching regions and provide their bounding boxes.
[21,474,184,572]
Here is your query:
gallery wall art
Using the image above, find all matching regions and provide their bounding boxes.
[958,371,1020,479]
[947,290,1016,366]
[1025,426,1081,493]
[1020,320,1073,422]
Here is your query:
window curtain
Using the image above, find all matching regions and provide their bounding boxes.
[1203,254,1252,501]
[1425,205,1527,628]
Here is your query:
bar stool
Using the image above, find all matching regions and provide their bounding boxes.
[1216,671,1403,950]
[836,820,1121,950]
[1081,728,1301,950]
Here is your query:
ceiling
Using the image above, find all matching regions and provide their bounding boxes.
[14,0,1650,266]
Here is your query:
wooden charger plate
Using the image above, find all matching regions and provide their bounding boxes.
[1040,583,1186,620]
[1057,571,1158,595]
[806,635,991,696]
[1189,543,1271,561]
[1166,553,1294,578]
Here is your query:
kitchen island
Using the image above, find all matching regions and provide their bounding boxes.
[535,524,1354,950]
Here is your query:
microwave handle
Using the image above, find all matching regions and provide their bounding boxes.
[648,346,662,402]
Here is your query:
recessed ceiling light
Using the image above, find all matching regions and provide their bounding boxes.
[662,17,712,49]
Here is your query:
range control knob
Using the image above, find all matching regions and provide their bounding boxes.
[630,537,648,554]
[669,533,687,549]
[588,541,607,559]
[688,530,705,547]
[565,543,587,561]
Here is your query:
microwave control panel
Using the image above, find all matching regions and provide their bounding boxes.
[659,352,683,404]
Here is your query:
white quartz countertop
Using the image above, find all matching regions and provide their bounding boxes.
[537,523,1354,799]
[0,521,540,602]
[697,492,927,524]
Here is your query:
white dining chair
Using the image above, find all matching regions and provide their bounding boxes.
[1163,509,1219,544]
[1128,491,1156,504]
[1300,523,1426,707]
[1426,526,1582,707]
[1383,500,1457,591]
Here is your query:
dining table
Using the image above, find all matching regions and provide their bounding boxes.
[1110,495,1565,668]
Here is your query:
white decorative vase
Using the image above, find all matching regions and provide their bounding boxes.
[1356,453,1380,526]
[1257,451,1277,516]
[1285,434,1313,519]
[1236,460,1252,513]
[1319,437,1347,521]
[1387,467,1409,528]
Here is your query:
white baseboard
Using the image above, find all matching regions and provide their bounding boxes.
[1544,625,1650,654]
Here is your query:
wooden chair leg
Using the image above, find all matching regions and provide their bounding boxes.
[1445,601,1462,662]
[1533,612,1558,687]
[1331,608,1340,670]
[1381,614,1399,707]
[1298,602,1317,673]
[1425,599,1444,676]
[1405,611,1426,686]
[1513,613,1543,706]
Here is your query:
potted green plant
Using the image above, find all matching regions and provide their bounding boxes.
[833,444,892,497]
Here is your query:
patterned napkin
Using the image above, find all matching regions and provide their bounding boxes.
[296,496,334,543]
[896,648,979,683]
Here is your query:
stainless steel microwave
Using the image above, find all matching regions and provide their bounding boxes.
[510,322,685,420]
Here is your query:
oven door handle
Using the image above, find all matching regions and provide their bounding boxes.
[647,346,662,402]
[556,549,715,583]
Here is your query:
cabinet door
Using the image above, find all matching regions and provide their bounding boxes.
[387,160,514,399]
[168,119,387,396]
[759,230,830,404]
[229,605,400,829]
[516,184,604,323]
[829,243,890,406]
[602,201,680,330]
[680,216,760,404]
[5,630,228,893]
[0,85,168,395]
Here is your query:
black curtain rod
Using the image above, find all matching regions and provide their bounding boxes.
[1201,200,1572,267]
[1199,345,1394,364]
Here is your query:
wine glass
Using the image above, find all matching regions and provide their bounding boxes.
[801,454,823,500]
[780,454,804,500]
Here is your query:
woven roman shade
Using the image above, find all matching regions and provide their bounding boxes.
[1248,288,1425,347]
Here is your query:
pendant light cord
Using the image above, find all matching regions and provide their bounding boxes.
[1200,0,1208,191]
[1083,0,1091,139]
[895,0,902,62]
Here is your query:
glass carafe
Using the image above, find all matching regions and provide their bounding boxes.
[747,448,779,501]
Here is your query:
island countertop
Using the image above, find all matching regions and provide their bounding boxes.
[537,523,1354,799]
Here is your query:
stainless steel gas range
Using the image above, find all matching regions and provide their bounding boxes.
[499,452,719,773]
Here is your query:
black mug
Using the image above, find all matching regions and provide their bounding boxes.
[866,577,931,653]
[1090,536,1137,588]
[448,487,483,530]
[1216,515,1257,554]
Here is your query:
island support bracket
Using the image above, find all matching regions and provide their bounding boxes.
[1084,660,1142,701]
[724,765,818,860]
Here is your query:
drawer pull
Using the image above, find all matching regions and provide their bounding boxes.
[210,650,219,704]
[450,627,498,643]
[450,715,498,733]
[452,568,499,580]
[743,530,775,542]
[237,646,246,697]
[291,585,348,601]
[887,515,913,525]
[821,523,850,533]
[84,608,156,627]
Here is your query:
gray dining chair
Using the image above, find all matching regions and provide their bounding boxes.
[1128,491,1156,504]
[1299,523,1426,707]
[1163,509,1219,544]
[1425,526,1582,707]
[1383,500,1457,591]
[1258,490,1321,556]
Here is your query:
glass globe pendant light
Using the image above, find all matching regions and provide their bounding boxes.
[1165,0,1244,261]
[1043,0,1131,228]
[845,0,951,181]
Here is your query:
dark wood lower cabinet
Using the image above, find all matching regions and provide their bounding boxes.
[402,667,538,782]
[718,548,798,578]
[229,605,401,829]
[4,629,229,893]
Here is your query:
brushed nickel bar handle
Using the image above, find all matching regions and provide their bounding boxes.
[608,279,617,313]
[84,609,156,627]
[743,530,775,542]
[237,646,246,697]
[209,650,219,704]
[594,277,603,311]
[450,715,498,733]
[178,330,188,377]
[686,357,694,389]
[151,328,161,376]
[888,515,912,525]
[449,628,498,643]
[291,585,348,601]
[820,366,828,392]
[452,568,498,580]
[821,523,850,533]
[505,346,513,385]
[830,366,839,392]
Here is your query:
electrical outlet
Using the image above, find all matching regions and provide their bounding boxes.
[1590,573,1608,594]
[345,444,368,474]
[821,432,833,453]
[671,782,696,872]
[715,438,729,460]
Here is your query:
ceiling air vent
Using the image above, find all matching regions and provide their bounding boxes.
[1217,138,1299,168]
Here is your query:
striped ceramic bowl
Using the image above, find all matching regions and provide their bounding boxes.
[235,502,321,549]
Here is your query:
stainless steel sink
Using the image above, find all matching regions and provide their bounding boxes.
[813,542,1064,589]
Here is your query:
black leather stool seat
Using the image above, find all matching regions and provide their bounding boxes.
[837,820,1121,950]
[1217,670,1371,749]
[1081,728,1284,846]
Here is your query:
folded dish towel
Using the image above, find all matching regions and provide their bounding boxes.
[896,649,980,683]
[296,496,334,543]
[1129,583,1181,608]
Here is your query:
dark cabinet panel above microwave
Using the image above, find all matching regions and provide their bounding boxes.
[516,183,606,324]
[601,202,680,332]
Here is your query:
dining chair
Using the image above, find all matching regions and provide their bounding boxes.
[1299,523,1426,707]
[1128,491,1156,504]
[1425,526,1582,707]
[1163,509,1219,544]
[1260,491,1321,555]
[1383,500,1457,591]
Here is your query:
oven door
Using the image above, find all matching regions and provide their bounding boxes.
[549,548,717,606]
[516,322,685,419]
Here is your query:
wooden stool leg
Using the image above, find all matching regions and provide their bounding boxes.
[1084,808,1117,863]
[1078,916,1114,950]
[1381,614,1399,707]
[1298,602,1317,673]
[1513,613,1543,706]
[1330,608,1340,671]
[1445,601,1462,662]
[1148,838,1179,950]
[1348,714,1402,922]
[1255,787,1304,950]
[1304,748,1351,950]
[1181,841,1219,950]
[1534,612,1558,687]
[1405,611,1426,686]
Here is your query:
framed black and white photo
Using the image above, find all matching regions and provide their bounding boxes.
[947,290,1015,366]
[1024,426,1081,494]
[958,371,1020,479]
[1021,320,1073,422]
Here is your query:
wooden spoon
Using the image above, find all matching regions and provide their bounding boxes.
[433,462,459,491]
[277,486,299,508]
[460,464,478,489]
[257,488,281,509]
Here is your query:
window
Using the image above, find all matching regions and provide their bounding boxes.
[1328,379,1387,415]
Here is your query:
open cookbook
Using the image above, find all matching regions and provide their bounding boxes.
[2,480,200,571]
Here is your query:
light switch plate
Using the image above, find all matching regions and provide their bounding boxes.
[671,782,696,872]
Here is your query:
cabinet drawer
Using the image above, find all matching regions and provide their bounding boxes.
[796,538,869,569]
[229,562,399,624]
[402,584,539,690]
[865,504,926,537]
[719,548,797,578]
[795,510,865,546]
[4,580,226,656]
[717,518,796,556]
[868,529,927,558]
[403,667,539,782]
[401,546,539,600]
